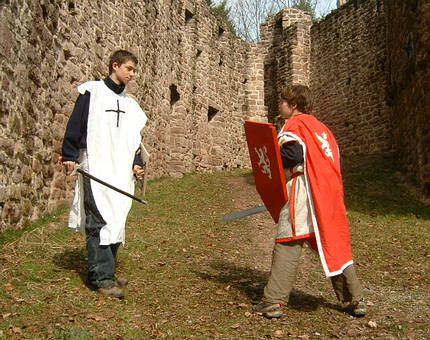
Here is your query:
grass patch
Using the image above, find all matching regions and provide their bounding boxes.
[0,159,429,339]
[53,326,93,340]
[0,206,67,248]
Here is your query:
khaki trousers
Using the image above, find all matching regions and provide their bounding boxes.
[263,240,363,304]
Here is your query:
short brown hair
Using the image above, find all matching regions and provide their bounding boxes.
[280,85,313,113]
[108,50,138,74]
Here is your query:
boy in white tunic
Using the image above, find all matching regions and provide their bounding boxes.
[62,50,148,299]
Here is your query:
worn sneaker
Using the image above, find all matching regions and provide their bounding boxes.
[98,286,125,299]
[253,301,284,319]
[115,277,128,287]
[348,298,367,317]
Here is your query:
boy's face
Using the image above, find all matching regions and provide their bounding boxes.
[111,60,137,85]
[279,100,296,120]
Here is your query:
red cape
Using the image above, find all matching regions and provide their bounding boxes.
[282,114,353,276]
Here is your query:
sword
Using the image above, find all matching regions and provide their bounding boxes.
[75,168,148,204]
[220,204,267,221]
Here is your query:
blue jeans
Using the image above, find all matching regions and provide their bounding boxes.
[83,177,120,288]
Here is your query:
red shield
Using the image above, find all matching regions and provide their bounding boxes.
[244,121,288,223]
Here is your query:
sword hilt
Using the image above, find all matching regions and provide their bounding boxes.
[77,169,148,204]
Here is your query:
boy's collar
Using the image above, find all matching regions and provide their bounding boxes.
[104,76,125,94]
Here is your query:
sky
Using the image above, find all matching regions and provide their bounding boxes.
[212,0,339,18]
[315,0,338,17]
[212,0,339,41]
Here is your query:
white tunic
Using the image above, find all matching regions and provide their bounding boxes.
[68,80,148,245]
[276,132,314,242]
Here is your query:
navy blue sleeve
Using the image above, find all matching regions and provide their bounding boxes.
[133,148,145,168]
[280,142,304,169]
[61,92,90,162]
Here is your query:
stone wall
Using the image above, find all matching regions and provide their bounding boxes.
[1,0,429,231]
[261,8,312,123]
[310,0,392,155]
[309,0,429,194]
[260,2,391,154]
[260,0,429,195]
[0,0,268,230]
[385,0,430,195]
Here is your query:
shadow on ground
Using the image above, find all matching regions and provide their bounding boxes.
[192,260,343,314]
[52,247,88,285]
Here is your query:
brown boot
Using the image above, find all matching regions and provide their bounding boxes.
[253,301,284,319]
[98,285,125,299]
[348,298,367,317]
[115,277,128,287]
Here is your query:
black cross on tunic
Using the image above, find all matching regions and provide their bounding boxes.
[105,100,126,127]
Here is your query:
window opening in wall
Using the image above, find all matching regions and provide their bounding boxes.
[218,26,225,37]
[405,33,415,59]
[208,106,219,122]
[196,49,202,58]
[274,18,283,32]
[170,84,180,106]
[68,1,76,15]
[376,0,382,12]
[192,86,197,93]
[64,49,72,60]
[185,9,194,22]
[219,57,223,66]
[41,4,48,20]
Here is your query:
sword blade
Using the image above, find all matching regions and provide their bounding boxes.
[77,169,148,204]
[220,204,267,221]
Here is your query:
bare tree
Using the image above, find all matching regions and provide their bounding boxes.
[229,0,320,42]
[230,0,277,42]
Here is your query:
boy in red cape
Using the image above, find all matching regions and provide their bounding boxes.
[254,85,366,318]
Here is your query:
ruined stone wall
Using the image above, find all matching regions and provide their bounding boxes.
[385,0,430,195]
[261,0,429,195]
[245,44,267,122]
[310,0,392,155]
[0,0,267,230]
[261,9,312,123]
[2,0,429,231]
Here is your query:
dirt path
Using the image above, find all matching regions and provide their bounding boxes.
[221,173,430,339]
[221,174,331,300]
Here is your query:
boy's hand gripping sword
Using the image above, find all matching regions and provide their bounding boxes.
[75,168,148,204]
[60,156,148,205]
